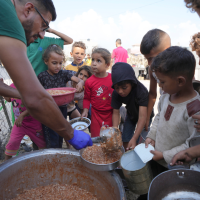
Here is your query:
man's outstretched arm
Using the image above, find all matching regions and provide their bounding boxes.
[0,80,20,99]
[0,36,93,149]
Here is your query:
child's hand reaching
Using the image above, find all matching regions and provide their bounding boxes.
[145,138,155,148]
[71,76,84,93]
[81,108,89,120]
[150,150,163,161]
[15,114,25,127]
[126,137,137,151]
[15,110,28,127]
[76,81,84,93]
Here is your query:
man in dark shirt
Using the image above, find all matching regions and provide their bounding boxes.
[111,62,153,150]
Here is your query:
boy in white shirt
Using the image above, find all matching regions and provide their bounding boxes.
[145,46,200,168]
[137,46,200,200]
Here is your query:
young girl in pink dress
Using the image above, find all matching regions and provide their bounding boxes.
[5,83,46,160]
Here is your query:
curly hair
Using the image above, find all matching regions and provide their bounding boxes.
[71,41,86,52]
[184,0,200,12]
[190,32,200,52]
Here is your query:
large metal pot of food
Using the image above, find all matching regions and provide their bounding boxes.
[148,169,200,200]
[0,149,126,200]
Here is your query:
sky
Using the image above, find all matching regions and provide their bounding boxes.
[46,0,200,52]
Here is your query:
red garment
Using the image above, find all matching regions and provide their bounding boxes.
[83,73,113,137]
[111,46,129,63]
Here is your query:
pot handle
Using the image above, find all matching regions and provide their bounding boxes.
[167,164,190,170]
[91,137,102,143]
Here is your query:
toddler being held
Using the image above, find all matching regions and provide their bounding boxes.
[5,84,46,160]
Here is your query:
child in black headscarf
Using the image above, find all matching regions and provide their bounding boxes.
[111,62,153,151]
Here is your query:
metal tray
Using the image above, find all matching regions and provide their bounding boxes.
[80,144,125,171]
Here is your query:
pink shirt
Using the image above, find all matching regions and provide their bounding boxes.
[111,46,129,63]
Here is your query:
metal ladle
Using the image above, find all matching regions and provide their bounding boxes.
[91,127,123,152]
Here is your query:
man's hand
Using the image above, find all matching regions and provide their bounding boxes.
[170,150,193,166]
[145,138,155,148]
[151,150,163,161]
[81,108,89,120]
[127,138,137,151]
[68,129,93,150]
[15,114,24,127]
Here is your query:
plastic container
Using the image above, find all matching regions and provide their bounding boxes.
[46,87,76,106]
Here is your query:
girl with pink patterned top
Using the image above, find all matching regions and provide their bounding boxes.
[5,83,46,160]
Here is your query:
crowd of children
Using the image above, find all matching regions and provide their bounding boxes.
[3,1,200,199]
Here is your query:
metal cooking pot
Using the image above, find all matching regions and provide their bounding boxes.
[80,144,125,171]
[148,169,200,200]
[120,150,153,195]
[0,149,126,200]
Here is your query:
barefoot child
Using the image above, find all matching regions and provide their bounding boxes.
[81,48,113,137]
[38,44,85,148]
[5,84,46,160]
[67,65,93,118]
